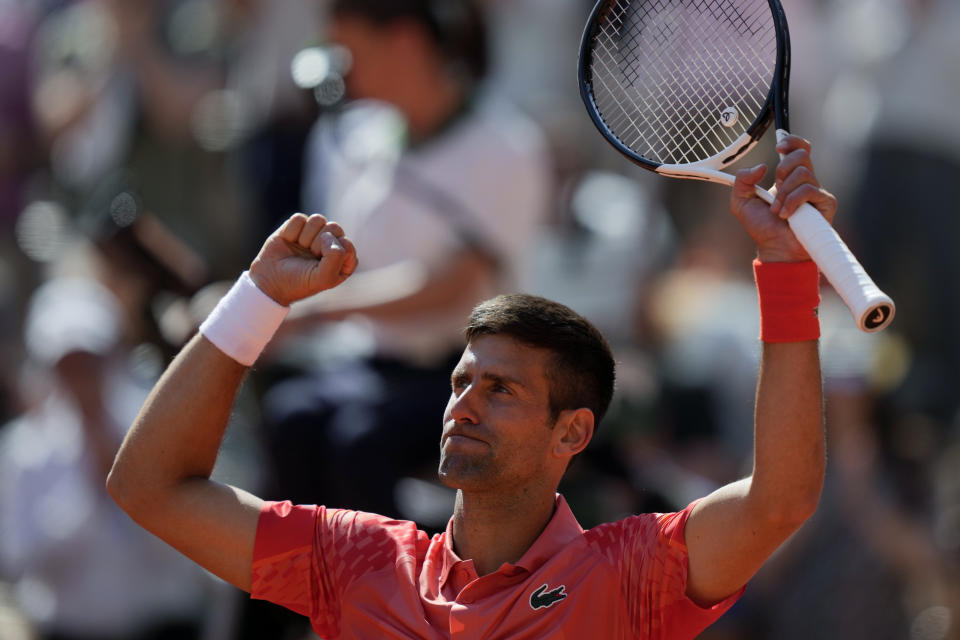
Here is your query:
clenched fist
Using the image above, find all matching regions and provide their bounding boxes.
[249,213,358,306]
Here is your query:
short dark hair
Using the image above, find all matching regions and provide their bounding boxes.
[330,0,488,82]
[465,294,616,427]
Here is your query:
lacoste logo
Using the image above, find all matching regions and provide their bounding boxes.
[529,583,567,610]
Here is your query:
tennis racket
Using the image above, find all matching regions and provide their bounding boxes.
[578,0,894,332]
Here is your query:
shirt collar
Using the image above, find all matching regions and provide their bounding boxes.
[511,494,584,572]
[439,517,465,589]
[438,493,584,585]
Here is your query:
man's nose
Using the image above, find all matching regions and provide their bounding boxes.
[447,385,479,424]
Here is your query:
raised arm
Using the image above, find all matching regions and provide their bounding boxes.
[107,214,357,591]
[682,135,830,606]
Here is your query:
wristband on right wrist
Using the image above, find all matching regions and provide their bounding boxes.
[198,271,289,366]
[753,258,820,343]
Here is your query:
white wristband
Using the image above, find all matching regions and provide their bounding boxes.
[199,271,289,366]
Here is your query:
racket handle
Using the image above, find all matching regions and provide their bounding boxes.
[788,203,895,332]
[771,130,894,332]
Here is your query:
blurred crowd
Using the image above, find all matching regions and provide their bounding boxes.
[0,0,957,639]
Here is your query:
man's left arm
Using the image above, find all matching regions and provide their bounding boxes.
[682,135,830,606]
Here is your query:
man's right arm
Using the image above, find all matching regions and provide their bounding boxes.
[107,213,357,592]
[107,334,261,591]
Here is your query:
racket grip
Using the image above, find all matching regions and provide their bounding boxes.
[788,203,895,332]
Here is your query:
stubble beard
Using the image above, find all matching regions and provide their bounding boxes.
[437,449,499,490]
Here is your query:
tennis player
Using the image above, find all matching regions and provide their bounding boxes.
[108,135,831,639]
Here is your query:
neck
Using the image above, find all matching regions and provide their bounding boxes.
[450,486,557,576]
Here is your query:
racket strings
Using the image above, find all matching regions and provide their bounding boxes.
[589,0,776,166]
[596,3,768,153]
[611,2,770,158]
[600,2,772,162]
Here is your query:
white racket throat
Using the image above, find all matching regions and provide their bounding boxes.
[655,132,759,177]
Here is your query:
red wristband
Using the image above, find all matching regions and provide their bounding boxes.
[754,259,820,342]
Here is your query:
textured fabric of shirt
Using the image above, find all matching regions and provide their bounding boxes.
[251,495,742,639]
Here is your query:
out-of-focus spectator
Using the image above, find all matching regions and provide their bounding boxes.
[0,276,213,640]
[0,1,40,229]
[0,2,43,422]
[846,0,960,429]
[837,4,960,633]
[105,0,323,248]
[25,0,321,284]
[260,0,553,520]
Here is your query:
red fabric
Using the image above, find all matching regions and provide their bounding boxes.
[753,259,821,342]
[250,496,743,639]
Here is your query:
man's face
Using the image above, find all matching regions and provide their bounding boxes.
[329,15,408,104]
[438,334,558,491]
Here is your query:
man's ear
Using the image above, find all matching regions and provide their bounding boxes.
[552,408,595,459]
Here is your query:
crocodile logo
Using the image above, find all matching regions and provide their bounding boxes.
[529,583,567,610]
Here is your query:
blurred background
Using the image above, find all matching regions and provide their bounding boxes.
[0,0,957,638]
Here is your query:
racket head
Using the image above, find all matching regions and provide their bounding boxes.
[578,0,790,174]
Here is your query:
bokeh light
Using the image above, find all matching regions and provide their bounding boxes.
[14,201,70,263]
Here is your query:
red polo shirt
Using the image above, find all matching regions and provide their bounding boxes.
[251,495,742,639]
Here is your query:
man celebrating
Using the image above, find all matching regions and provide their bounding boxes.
[108,135,831,638]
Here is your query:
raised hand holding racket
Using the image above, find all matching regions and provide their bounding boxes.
[578,0,894,332]
[732,135,836,264]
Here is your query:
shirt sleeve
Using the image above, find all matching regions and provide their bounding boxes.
[250,501,426,638]
[613,501,744,639]
[250,501,319,619]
